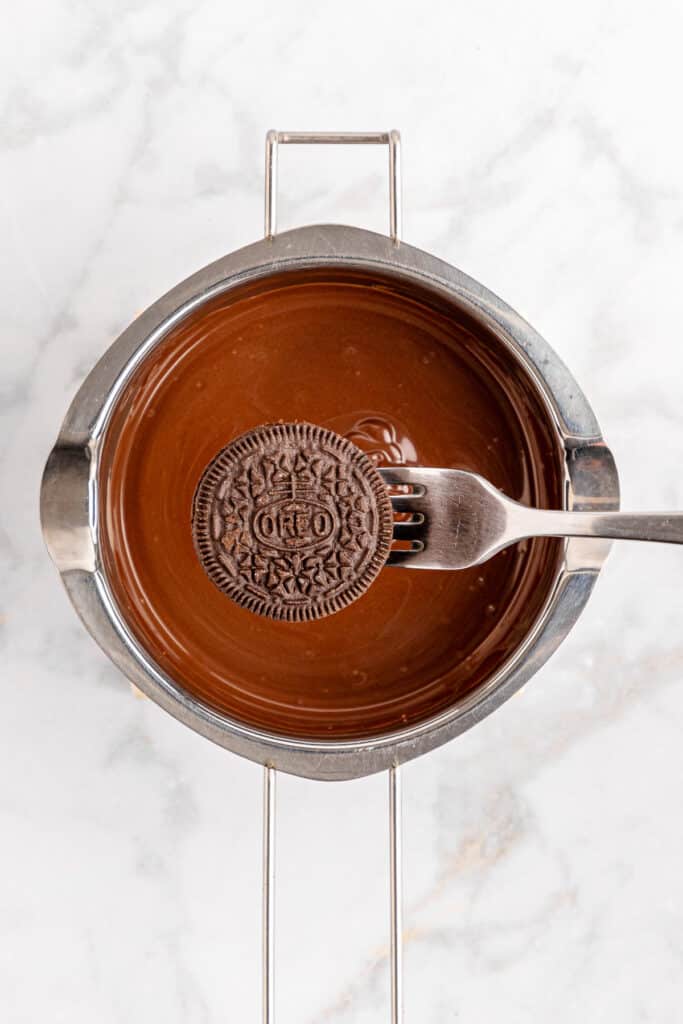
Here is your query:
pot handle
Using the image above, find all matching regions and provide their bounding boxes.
[261,129,404,1024]
[264,129,402,242]
[261,763,404,1024]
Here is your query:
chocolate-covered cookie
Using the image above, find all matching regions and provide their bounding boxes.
[192,422,394,621]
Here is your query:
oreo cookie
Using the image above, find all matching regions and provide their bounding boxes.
[192,422,393,621]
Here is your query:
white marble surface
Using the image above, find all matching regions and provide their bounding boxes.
[3,1,683,1020]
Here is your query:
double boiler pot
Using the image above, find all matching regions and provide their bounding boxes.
[41,131,619,780]
[40,131,619,1019]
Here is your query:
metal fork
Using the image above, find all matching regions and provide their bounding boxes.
[379,467,683,570]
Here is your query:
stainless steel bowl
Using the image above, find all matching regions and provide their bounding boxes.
[40,135,619,783]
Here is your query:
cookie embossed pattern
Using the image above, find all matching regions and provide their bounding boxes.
[191,422,394,621]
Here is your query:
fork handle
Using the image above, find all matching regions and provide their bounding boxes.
[515,509,683,545]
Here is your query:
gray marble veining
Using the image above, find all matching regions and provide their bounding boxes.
[2,1,683,1020]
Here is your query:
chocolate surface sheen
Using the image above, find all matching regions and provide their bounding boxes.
[99,269,565,741]
[192,422,394,621]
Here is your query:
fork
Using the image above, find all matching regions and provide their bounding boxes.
[378,467,683,570]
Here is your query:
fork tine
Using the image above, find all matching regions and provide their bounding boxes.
[378,467,427,488]
[379,467,429,515]
[391,521,425,542]
[389,495,428,514]
[387,546,424,566]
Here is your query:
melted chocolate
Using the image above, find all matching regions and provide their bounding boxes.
[99,268,565,740]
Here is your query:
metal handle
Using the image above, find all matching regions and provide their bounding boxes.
[261,129,404,1023]
[510,508,683,545]
[262,763,404,1023]
[262,766,276,1024]
[389,764,404,1024]
[264,130,402,241]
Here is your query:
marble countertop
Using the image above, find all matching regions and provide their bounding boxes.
[3,1,683,1020]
